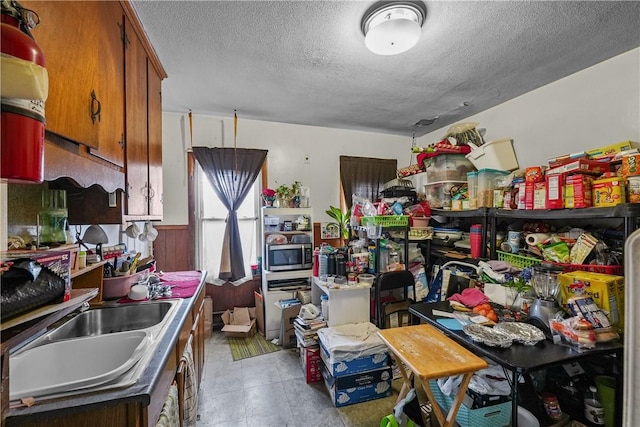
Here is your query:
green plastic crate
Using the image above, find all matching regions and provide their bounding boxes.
[496,251,542,269]
[360,215,408,227]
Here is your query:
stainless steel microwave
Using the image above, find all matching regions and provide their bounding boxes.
[265,243,313,272]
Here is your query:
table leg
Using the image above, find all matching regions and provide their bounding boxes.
[422,373,473,427]
[511,370,519,427]
[391,353,414,405]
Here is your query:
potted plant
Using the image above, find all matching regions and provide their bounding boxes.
[275,184,293,207]
[261,188,276,207]
[325,205,351,241]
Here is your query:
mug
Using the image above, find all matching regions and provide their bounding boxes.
[125,223,140,239]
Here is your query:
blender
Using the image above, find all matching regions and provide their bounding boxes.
[529,263,565,330]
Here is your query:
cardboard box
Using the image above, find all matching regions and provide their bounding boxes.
[564,174,594,208]
[559,271,622,328]
[254,291,265,336]
[319,339,388,377]
[621,153,640,176]
[296,289,312,304]
[320,361,392,407]
[221,307,257,338]
[533,182,547,209]
[592,176,626,207]
[280,303,301,348]
[299,344,322,383]
[587,141,637,160]
[546,174,564,209]
[524,181,535,210]
[546,159,610,176]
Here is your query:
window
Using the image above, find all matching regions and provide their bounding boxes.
[195,164,260,283]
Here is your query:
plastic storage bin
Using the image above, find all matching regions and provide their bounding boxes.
[466,171,478,209]
[466,138,519,171]
[477,169,510,208]
[424,180,466,209]
[425,154,475,182]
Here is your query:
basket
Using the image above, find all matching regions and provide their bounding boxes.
[360,215,409,227]
[496,251,542,269]
[428,380,512,427]
[551,262,623,276]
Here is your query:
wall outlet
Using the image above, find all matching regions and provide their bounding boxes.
[108,192,117,208]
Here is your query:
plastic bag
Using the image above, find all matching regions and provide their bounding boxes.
[1,259,66,321]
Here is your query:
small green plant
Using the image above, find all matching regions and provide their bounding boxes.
[502,276,531,308]
[325,206,351,240]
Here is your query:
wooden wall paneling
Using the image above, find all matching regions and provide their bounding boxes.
[153,225,192,272]
[205,278,261,313]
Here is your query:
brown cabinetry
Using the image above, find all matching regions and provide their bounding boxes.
[24,1,126,166]
[19,1,166,206]
[124,16,163,220]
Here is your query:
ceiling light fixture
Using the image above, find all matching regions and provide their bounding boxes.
[361,1,426,56]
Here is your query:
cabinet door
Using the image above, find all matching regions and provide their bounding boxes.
[124,15,149,216]
[88,1,126,167]
[27,1,100,148]
[147,65,164,218]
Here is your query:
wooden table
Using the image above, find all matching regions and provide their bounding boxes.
[377,324,488,427]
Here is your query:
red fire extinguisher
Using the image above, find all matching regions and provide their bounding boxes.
[1,0,47,183]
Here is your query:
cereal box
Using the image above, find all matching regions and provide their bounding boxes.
[592,176,626,207]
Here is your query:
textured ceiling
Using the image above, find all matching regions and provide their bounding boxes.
[130,1,640,137]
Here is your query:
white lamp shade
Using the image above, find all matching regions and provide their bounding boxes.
[365,18,422,55]
[362,2,426,56]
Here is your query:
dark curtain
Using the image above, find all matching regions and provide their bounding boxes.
[339,156,398,209]
[192,147,267,281]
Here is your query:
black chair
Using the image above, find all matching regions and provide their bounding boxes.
[375,270,416,329]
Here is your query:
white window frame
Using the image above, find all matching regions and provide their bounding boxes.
[194,164,261,284]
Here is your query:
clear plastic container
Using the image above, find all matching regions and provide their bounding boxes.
[424,180,466,209]
[467,171,478,209]
[477,169,510,208]
[425,154,475,182]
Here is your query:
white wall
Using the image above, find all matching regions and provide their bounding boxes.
[161,116,410,225]
[161,48,640,226]
[416,48,640,167]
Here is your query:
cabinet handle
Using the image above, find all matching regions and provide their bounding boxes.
[148,185,155,200]
[119,134,125,149]
[90,90,101,124]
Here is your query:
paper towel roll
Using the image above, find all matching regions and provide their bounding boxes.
[525,233,551,246]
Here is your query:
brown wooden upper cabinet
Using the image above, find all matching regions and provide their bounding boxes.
[124,15,163,220]
[25,1,126,167]
[22,1,167,221]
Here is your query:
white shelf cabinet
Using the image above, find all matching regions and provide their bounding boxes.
[311,277,370,327]
[260,207,314,340]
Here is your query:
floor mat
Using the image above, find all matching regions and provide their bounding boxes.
[227,333,281,361]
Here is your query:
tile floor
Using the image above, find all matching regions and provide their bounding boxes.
[195,331,408,427]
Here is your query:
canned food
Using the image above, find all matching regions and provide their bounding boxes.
[627,175,640,203]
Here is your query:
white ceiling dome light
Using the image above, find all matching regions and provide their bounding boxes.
[361,1,426,56]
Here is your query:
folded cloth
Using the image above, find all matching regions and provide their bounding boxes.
[448,288,489,308]
[486,260,521,274]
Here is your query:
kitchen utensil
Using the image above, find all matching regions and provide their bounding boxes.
[529,263,564,330]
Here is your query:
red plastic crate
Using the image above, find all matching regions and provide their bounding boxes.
[552,262,623,276]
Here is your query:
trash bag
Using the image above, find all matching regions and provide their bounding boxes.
[1,259,65,321]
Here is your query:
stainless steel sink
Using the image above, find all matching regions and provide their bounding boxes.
[43,301,175,341]
[10,299,182,400]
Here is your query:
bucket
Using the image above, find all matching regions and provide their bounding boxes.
[595,375,616,427]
